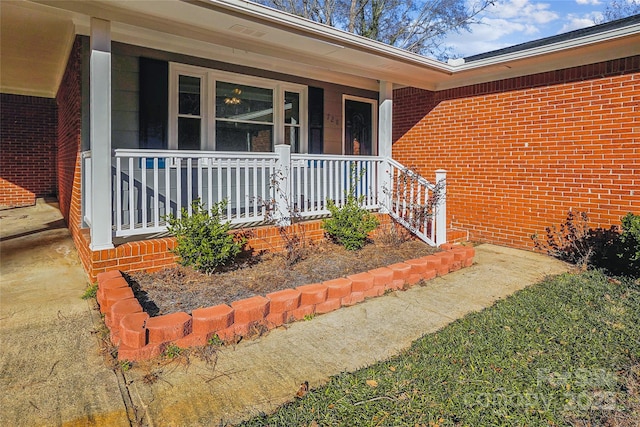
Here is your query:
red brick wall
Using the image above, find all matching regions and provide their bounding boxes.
[393,56,640,250]
[0,94,57,208]
[55,37,93,274]
[56,37,82,226]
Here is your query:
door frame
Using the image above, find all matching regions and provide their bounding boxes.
[342,95,378,156]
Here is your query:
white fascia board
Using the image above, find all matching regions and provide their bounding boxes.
[453,22,640,71]
[185,0,454,74]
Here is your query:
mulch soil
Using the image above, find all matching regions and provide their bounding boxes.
[127,238,438,317]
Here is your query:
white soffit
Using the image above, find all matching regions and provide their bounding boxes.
[32,0,452,90]
[0,1,76,97]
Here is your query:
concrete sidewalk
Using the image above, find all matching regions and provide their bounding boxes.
[0,200,569,426]
[0,200,130,426]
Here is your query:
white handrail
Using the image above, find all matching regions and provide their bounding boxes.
[384,159,446,246]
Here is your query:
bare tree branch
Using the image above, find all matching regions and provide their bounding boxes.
[256,0,493,58]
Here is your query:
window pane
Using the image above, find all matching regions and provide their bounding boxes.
[284,91,299,124]
[284,125,299,153]
[178,117,201,150]
[216,82,273,123]
[216,122,273,152]
[179,75,201,116]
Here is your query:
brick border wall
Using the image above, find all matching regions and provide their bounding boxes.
[0,94,57,208]
[393,56,640,250]
[95,244,474,361]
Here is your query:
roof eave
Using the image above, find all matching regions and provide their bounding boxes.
[458,21,640,71]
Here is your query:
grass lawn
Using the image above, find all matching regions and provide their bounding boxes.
[241,271,640,426]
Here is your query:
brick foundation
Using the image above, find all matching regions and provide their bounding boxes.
[78,213,400,282]
[95,244,475,361]
[393,56,640,250]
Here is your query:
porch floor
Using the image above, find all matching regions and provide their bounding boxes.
[0,199,569,425]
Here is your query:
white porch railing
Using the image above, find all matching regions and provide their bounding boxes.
[101,145,446,245]
[112,150,278,236]
[291,153,383,219]
[386,158,446,247]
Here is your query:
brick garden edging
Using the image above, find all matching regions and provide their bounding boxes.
[96,244,475,361]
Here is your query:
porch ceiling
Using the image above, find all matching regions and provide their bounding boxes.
[0,1,77,98]
[2,0,640,98]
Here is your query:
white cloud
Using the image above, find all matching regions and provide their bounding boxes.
[443,17,532,56]
[438,0,615,58]
[442,1,561,56]
[558,12,601,33]
[486,0,559,24]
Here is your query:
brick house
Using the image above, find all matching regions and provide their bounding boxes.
[1,1,638,281]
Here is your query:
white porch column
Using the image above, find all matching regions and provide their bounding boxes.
[274,144,291,226]
[435,169,447,246]
[378,81,393,212]
[89,18,114,250]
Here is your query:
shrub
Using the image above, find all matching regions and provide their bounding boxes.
[532,210,598,269]
[260,170,310,266]
[165,199,245,274]
[620,212,640,262]
[322,167,379,250]
[613,212,640,278]
[532,210,640,278]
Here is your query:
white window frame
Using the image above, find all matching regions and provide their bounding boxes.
[281,83,306,153]
[342,95,378,156]
[168,64,208,151]
[169,63,308,152]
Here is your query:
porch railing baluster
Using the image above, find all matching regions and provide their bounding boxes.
[115,154,121,232]
[128,157,135,230]
[175,157,182,219]
[216,159,223,210]
[244,159,250,219]
[153,158,159,228]
[207,161,213,212]
[235,161,241,220]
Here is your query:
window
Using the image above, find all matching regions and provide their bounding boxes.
[216,81,274,152]
[169,63,307,152]
[343,96,377,156]
[178,75,204,150]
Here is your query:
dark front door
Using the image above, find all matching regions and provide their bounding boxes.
[344,99,374,156]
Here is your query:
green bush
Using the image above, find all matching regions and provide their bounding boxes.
[323,193,379,251]
[620,212,640,262]
[166,199,245,274]
[610,212,640,278]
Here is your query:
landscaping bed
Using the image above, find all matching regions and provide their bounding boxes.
[128,238,439,317]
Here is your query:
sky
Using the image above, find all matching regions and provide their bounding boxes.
[441,0,622,58]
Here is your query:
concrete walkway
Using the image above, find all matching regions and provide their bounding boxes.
[0,200,130,426]
[0,200,569,426]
